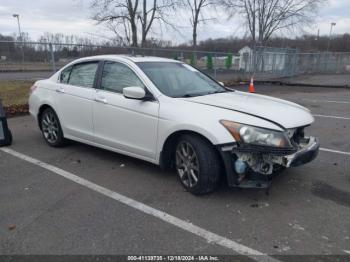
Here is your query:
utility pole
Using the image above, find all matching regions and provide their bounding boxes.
[327,22,336,52]
[12,14,25,62]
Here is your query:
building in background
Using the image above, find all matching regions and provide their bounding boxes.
[239,46,298,77]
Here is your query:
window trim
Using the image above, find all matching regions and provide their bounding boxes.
[59,65,73,84]
[98,60,145,93]
[59,60,100,89]
[96,60,156,101]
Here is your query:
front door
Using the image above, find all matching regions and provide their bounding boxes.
[93,61,159,160]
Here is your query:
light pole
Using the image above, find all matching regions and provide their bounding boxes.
[327,22,336,52]
[12,14,22,41]
[12,13,25,62]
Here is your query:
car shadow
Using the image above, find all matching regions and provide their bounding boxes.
[56,139,312,204]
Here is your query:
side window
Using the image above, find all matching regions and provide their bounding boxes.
[68,62,99,88]
[60,66,72,84]
[101,61,144,93]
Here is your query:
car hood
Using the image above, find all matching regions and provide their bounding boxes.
[183,91,314,129]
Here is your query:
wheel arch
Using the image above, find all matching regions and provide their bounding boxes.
[37,104,57,130]
[159,129,223,171]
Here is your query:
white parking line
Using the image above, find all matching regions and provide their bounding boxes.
[303,99,350,104]
[320,148,350,156]
[314,114,350,120]
[0,147,278,262]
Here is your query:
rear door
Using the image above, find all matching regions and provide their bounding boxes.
[92,60,159,160]
[54,61,99,142]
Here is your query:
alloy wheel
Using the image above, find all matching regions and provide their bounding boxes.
[176,141,200,188]
[42,111,59,144]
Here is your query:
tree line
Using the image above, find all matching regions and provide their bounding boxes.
[91,0,325,48]
[3,0,350,56]
[192,33,350,53]
[2,31,350,61]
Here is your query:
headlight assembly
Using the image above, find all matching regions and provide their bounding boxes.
[220,120,292,148]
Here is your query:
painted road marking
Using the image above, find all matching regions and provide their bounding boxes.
[314,114,350,120]
[320,148,350,156]
[303,99,350,104]
[0,147,278,262]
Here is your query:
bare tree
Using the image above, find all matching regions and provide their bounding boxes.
[91,0,139,46]
[105,18,133,46]
[138,0,175,46]
[181,0,215,48]
[221,0,325,45]
[91,0,175,47]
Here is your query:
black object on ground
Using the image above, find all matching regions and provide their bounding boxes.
[0,99,13,146]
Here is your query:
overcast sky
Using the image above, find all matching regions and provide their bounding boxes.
[0,0,349,44]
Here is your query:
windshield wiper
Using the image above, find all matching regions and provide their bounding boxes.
[176,89,231,98]
[176,92,206,98]
[206,89,230,95]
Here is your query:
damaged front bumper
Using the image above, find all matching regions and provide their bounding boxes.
[282,136,319,167]
[218,136,320,188]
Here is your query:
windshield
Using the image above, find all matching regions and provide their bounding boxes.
[136,62,228,98]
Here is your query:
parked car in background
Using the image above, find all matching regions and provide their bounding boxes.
[29,55,319,195]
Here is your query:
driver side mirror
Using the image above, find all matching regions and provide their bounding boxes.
[123,86,146,100]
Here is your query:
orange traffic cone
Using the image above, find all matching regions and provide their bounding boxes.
[249,77,255,93]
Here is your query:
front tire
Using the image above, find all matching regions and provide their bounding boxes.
[175,135,221,195]
[40,108,66,147]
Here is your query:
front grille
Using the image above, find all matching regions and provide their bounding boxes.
[234,143,297,156]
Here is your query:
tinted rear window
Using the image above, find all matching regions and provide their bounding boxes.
[68,62,98,88]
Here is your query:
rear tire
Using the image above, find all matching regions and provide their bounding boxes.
[175,135,221,195]
[40,107,66,147]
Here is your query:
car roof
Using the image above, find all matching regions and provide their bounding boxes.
[73,55,180,64]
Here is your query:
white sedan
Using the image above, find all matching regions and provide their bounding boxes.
[29,55,319,195]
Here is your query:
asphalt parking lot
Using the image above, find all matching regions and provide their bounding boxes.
[1,84,350,260]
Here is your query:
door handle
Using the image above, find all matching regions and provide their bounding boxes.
[94,97,108,104]
[55,87,65,93]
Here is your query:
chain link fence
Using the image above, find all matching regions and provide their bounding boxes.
[1,41,350,86]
